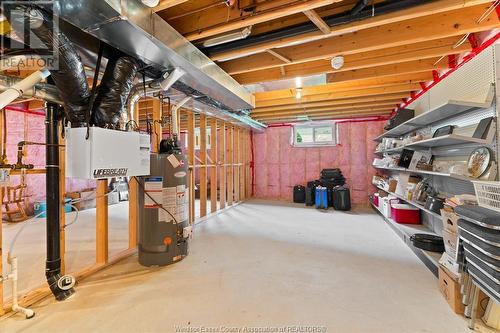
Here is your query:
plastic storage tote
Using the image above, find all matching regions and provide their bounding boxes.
[391,203,420,224]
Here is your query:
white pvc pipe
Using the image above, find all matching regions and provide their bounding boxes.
[0,69,50,110]
[8,256,35,319]
[172,96,191,136]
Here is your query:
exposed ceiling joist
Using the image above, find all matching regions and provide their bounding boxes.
[219,4,498,74]
[253,93,410,112]
[259,110,393,123]
[302,9,331,34]
[255,106,392,120]
[232,38,470,83]
[266,49,292,63]
[256,83,422,107]
[252,102,398,117]
[328,59,443,84]
[154,0,189,12]
[255,73,433,102]
[184,0,341,42]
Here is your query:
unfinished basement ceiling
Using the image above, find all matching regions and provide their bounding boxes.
[153,0,500,124]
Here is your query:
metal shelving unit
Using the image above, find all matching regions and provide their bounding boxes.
[374,91,494,142]
[372,165,477,183]
[370,201,441,276]
[374,184,442,219]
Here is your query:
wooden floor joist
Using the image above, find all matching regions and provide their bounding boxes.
[184,0,341,41]
[233,39,470,83]
[211,0,494,62]
[219,4,498,74]
[256,83,422,108]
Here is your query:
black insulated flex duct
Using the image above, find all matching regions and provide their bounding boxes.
[91,55,139,128]
[3,3,91,126]
[45,102,75,301]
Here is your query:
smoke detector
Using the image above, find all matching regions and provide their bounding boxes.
[142,0,160,7]
[331,56,344,70]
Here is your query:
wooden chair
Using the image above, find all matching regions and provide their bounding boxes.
[2,184,29,222]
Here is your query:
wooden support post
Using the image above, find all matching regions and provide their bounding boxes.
[233,127,240,203]
[219,122,226,209]
[152,98,162,153]
[209,118,218,213]
[227,126,234,206]
[129,101,140,249]
[59,129,66,274]
[199,114,207,218]
[187,111,195,224]
[96,179,109,264]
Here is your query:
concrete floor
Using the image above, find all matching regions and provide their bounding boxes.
[0,200,470,333]
[2,201,130,300]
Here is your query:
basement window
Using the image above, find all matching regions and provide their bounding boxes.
[292,122,338,147]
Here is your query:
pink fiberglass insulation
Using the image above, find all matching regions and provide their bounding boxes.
[4,110,95,214]
[252,120,385,204]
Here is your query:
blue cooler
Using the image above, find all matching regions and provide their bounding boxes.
[34,199,72,218]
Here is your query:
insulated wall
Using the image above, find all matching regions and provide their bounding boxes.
[5,110,95,212]
[253,120,385,204]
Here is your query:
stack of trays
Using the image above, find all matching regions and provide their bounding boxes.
[455,205,500,302]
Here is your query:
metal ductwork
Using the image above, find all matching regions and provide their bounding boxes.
[0,74,62,105]
[54,0,255,114]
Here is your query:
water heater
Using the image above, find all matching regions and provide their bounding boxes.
[137,150,191,266]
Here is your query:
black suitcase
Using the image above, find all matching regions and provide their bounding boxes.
[305,180,320,206]
[333,186,351,211]
[321,168,342,179]
[293,185,306,203]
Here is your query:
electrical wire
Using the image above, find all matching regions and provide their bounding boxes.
[8,210,45,255]
[477,0,499,24]
[132,176,179,224]
[63,204,80,229]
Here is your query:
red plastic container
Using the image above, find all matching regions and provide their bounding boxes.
[373,193,379,206]
[391,203,420,224]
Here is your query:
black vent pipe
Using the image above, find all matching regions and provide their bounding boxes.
[203,0,433,57]
[45,101,75,301]
[91,55,140,128]
[351,0,371,17]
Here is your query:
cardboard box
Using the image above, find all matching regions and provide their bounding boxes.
[441,210,460,234]
[438,266,465,315]
[439,252,460,279]
[442,229,459,259]
[388,179,398,193]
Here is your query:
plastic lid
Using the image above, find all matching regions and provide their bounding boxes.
[392,204,419,210]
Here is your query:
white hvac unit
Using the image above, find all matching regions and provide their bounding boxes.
[65,127,151,179]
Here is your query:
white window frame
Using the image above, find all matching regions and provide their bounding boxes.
[292,121,338,147]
